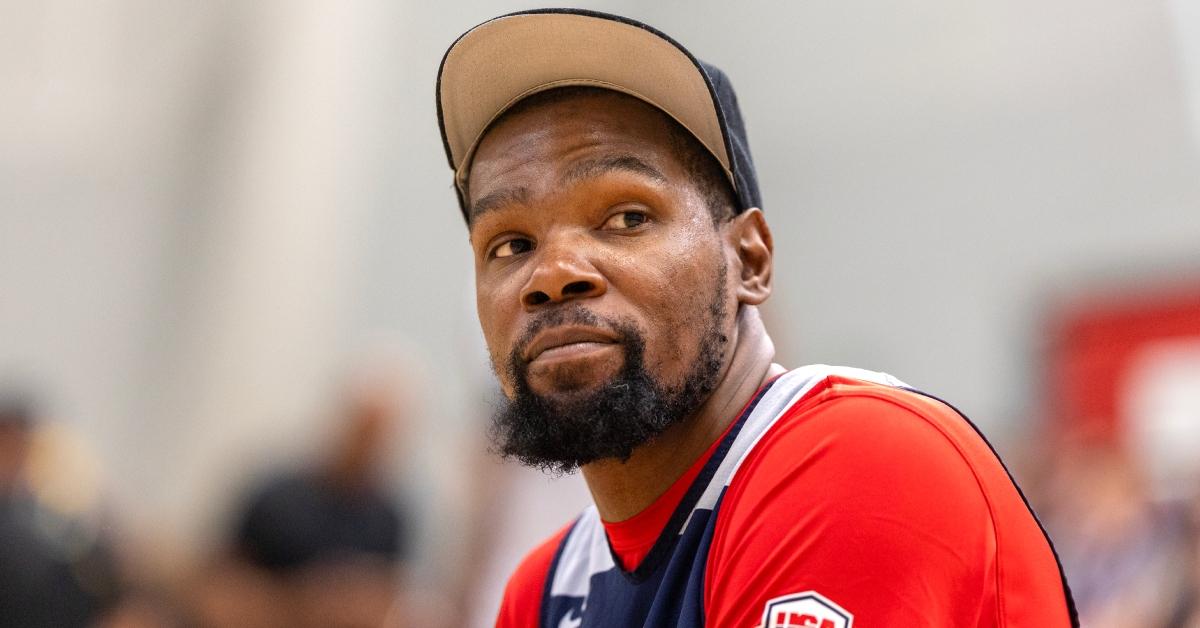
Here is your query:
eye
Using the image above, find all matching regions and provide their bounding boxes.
[492,237,535,259]
[601,210,649,230]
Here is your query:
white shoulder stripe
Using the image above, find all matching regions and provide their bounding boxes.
[549,506,612,598]
[685,365,906,530]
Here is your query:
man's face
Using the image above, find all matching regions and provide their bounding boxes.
[467,91,735,471]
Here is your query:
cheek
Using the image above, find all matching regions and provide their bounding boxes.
[475,278,521,382]
[627,234,727,369]
[660,227,725,317]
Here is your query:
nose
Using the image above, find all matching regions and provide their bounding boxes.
[520,239,607,309]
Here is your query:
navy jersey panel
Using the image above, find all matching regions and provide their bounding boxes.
[543,506,719,628]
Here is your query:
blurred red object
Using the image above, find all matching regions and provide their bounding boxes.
[1045,278,1200,445]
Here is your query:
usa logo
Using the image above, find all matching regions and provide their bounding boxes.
[761,591,853,628]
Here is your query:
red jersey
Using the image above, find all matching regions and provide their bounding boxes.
[496,366,1077,627]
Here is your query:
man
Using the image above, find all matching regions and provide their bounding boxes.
[437,9,1077,627]
[0,395,123,628]
[195,369,411,628]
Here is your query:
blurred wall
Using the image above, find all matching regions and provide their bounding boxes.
[2,0,1199,594]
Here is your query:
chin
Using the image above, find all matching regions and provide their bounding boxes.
[526,353,625,396]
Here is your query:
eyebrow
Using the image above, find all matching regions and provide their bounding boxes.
[469,186,533,223]
[563,154,667,186]
[467,154,667,223]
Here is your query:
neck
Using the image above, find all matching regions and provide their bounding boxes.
[581,306,783,522]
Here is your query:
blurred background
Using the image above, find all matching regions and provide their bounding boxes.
[2,0,1199,626]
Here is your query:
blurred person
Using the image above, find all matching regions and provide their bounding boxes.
[436,9,1077,627]
[1034,438,1192,627]
[191,370,413,628]
[1180,497,1200,627]
[0,393,123,628]
[0,396,33,494]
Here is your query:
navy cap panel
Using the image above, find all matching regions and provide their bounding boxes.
[701,62,761,211]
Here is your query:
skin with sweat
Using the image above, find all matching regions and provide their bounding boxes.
[467,91,782,522]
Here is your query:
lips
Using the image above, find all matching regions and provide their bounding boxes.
[522,325,621,363]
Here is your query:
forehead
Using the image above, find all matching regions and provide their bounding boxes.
[465,91,685,214]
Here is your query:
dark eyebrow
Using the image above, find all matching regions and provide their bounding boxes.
[562,154,667,186]
[468,155,665,225]
[469,186,532,223]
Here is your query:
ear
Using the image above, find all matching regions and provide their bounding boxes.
[724,208,773,305]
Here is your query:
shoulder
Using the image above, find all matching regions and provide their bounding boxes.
[732,374,998,505]
[704,375,1000,625]
[720,375,1000,535]
[495,522,573,628]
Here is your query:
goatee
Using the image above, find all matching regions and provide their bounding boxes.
[488,270,729,475]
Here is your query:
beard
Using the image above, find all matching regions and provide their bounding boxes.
[488,265,730,475]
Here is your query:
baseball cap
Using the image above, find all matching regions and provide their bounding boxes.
[436,8,761,221]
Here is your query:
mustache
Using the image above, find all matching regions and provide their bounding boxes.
[511,305,629,367]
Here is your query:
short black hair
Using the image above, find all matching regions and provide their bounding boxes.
[468,86,736,224]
